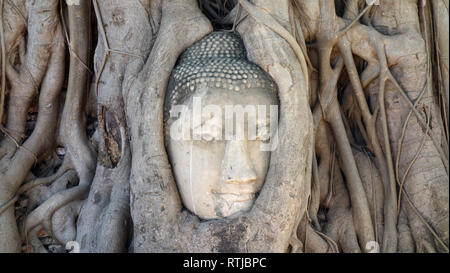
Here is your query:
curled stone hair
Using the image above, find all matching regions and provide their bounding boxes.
[164,31,278,122]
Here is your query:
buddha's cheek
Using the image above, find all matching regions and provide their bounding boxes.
[188,143,225,218]
[167,138,227,219]
[248,141,271,191]
[165,139,193,212]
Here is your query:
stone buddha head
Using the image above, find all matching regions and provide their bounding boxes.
[164,32,278,219]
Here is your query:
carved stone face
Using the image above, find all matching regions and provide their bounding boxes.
[165,85,277,219]
[164,31,278,219]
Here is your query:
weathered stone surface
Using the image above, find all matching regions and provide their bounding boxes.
[165,31,276,120]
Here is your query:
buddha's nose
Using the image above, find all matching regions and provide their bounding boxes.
[221,139,257,184]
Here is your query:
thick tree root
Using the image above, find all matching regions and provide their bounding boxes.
[23,184,89,241]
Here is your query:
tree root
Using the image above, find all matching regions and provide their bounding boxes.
[0,2,64,251]
[23,183,89,241]
[52,200,83,245]
[17,155,73,195]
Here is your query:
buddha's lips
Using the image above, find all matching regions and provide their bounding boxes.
[214,192,256,202]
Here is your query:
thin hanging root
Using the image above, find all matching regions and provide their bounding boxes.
[313,59,345,131]
[288,1,314,73]
[304,222,339,253]
[387,70,449,173]
[0,195,18,216]
[373,30,447,253]
[0,126,38,164]
[22,184,89,240]
[231,3,241,32]
[397,108,430,215]
[399,185,449,252]
[0,0,6,126]
[315,229,339,253]
[395,83,427,191]
[336,4,373,41]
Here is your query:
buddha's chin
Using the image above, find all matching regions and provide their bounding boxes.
[188,194,256,220]
[212,195,255,219]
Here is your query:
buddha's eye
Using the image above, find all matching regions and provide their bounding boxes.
[256,126,271,142]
